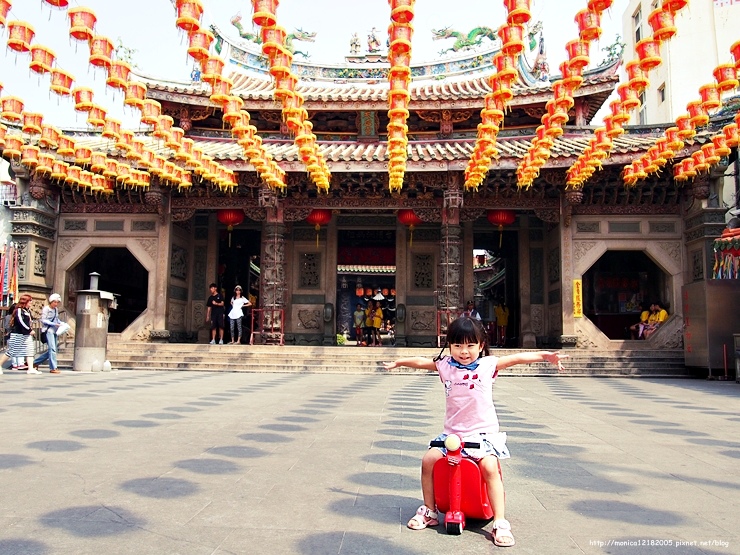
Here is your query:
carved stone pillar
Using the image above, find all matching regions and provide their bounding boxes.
[560,195,577,344]
[438,224,462,312]
[517,216,536,347]
[261,221,287,334]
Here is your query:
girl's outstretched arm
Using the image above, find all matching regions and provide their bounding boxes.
[496,351,568,372]
[383,357,437,371]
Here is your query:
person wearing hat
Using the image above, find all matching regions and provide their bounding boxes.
[227,285,251,344]
[33,293,63,373]
[464,300,481,321]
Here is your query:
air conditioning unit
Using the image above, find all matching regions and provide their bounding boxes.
[1,200,17,207]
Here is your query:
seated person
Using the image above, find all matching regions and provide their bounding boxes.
[643,301,669,340]
[629,304,650,339]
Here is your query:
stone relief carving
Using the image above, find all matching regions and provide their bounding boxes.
[531,305,543,335]
[168,303,186,329]
[575,328,600,350]
[548,248,561,284]
[656,241,681,267]
[132,220,157,231]
[573,241,598,263]
[34,246,48,277]
[63,220,87,231]
[193,301,205,330]
[576,222,600,233]
[133,323,152,342]
[297,309,321,330]
[137,239,158,262]
[410,310,435,331]
[16,241,27,280]
[170,245,188,280]
[548,305,562,336]
[691,249,704,281]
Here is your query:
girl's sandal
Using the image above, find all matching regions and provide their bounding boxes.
[492,518,516,547]
[407,505,438,530]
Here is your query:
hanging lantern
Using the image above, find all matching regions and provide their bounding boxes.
[166,127,184,151]
[43,1,70,9]
[124,81,147,110]
[504,0,531,25]
[57,135,75,157]
[217,208,245,247]
[50,68,74,96]
[691,150,708,174]
[497,24,525,56]
[713,63,738,93]
[68,7,96,42]
[175,0,203,33]
[21,112,43,135]
[209,74,233,105]
[390,0,415,24]
[251,0,280,27]
[355,282,364,297]
[29,45,56,75]
[74,145,92,165]
[39,124,60,149]
[152,114,174,141]
[201,55,225,84]
[493,52,518,86]
[140,99,161,126]
[559,60,584,91]
[587,0,613,13]
[260,25,287,59]
[103,158,118,179]
[51,159,68,181]
[7,21,35,53]
[665,126,684,151]
[663,0,688,13]
[574,9,601,42]
[389,22,414,55]
[552,80,575,110]
[20,145,40,169]
[0,0,10,28]
[222,95,245,127]
[723,123,739,148]
[89,36,114,69]
[635,38,661,72]
[86,105,106,128]
[655,137,674,161]
[139,148,155,168]
[487,209,516,248]
[603,114,623,138]
[72,86,94,112]
[397,208,423,246]
[672,163,686,183]
[732,40,740,70]
[617,83,641,112]
[625,60,649,93]
[187,29,214,62]
[701,143,720,167]
[102,117,121,142]
[565,39,590,71]
[648,8,676,42]
[90,151,107,173]
[65,165,81,187]
[106,60,131,91]
[79,170,93,191]
[698,83,721,113]
[686,100,709,128]
[115,129,134,152]
[2,135,23,160]
[306,208,332,247]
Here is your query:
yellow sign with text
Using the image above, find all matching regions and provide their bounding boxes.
[573,279,583,318]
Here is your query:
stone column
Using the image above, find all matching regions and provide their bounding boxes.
[518,215,536,347]
[261,204,287,340]
[144,182,171,334]
[438,224,462,312]
[560,192,578,347]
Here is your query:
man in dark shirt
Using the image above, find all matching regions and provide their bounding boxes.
[206,283,225,345]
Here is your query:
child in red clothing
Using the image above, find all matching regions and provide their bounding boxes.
[383,316,567,547]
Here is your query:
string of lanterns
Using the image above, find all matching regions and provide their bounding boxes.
[565,0,689,189]
[464,0,529,191]
[517,0,614,190]
[386,0,415,193]
[248,0,330,193]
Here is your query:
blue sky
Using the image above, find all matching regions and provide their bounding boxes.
[0,0,627,128]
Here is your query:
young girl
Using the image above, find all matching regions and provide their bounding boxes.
[383,316,567,547]
[227,286,251,344]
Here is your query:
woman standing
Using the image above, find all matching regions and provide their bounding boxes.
[227,286,251,344]
[0,294,40,374]
[372,300,384,347]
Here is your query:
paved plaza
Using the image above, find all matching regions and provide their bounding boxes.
[0,370,739,554]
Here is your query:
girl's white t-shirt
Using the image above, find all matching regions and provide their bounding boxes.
[228,297,249,319]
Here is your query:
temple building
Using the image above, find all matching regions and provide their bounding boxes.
[1,5,737,360]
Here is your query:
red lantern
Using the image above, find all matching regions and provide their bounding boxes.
[124,81,147,110]
[497,24,525,56]
[102,117,121,142]
[732,40,740,70]
[504,0,531,25]
[251,0,280,27]
[39,124,60,149]
[106,60,131,91]
[713,63,738,93]
[565,39,590,71]
[43,0,70,8]
[30,45,56,75]
[587,0,613,13]
[73,86,95,112]
[217,208,245,247]
[7,21,35,53]
[723,123,739,148]
[687,100,708,128]
[140,99,161,126]
[89,36,114,69]
[663,0,688,13]
[0,1,10,28]
[635,38,661,72]
[397,208,423,246]
[36,153,54,176]
[389,22,414,55]
[20,145,40,169]
[390,0,415,24]
[86,105,106,128]
[2,135,23,160]
[50,68,74,96]
[698,83,721,113]
[68,7,96,42]
[176,0,203,33]
[201,55,225,84]
[57,135,76,157]
[487,209,516,248]
[187,29,214,62]
[21,112,43,135]
[306,208,332,246]
[625,60,649,93]
[575,9,601,42]
[260,25,287,58]
[648,8,676,42]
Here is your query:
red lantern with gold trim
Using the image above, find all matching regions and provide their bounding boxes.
[390,0,415,24]
[2,135,23,160]
[699,83,721,113]
[39,124,60,149]
[50,68,74,96]
[218,208,245,247]
[398,208,423,246]
[575,9,601,42]
[306,208,332,246]
[617,83,640,112]
[723,123,739,148]
[7,21,35,53]
[29,45,55,75]
[565,39,590,71]
[187,29,214,63]
[713,63,738,93]
[72,86,94,112]
[635,38,661,72]
[124,81,147,110]
[21,112,43,135]
[648,8,676,42]
[86,105,106,128]
[0,0,11,28]
[487,209,516,248]
[89,36,114,69]
[497,23,525,56]
[140,99,161,126]
[687,100,709,128]
[68,7,96,42]
[106,60,131,91]
[201,55,225,84]
[57,135,75,157]
[43,0,70,8]
[20,145,40,169]
[251,0,280,27]
[176,0,203,33]
[504,0,531,25]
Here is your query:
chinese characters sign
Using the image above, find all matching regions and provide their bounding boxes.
[573,279,583,318]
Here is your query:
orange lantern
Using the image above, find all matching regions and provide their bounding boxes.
[124,81,147,110]
[2,135,23,160]
[625,59,649,92]
[676,113,696,140]
[209,75,233,105]
[389,22,414,55]
[29,45,55,75]
[487,209,516,248]
[397,208,422,246]
[102,117,121,141]
[74,146,92,165]
[201,55,225,84]
[177,137,195,161]
[587,0,613,13]
[115,129,135,152]
[72,86,94,112]
[603,114,623,138]
[175,0,203,33]
[152,114,174,141]
[50,68,74,96]
[140,99,161,126]
[21,112,43,135]
[546,99,568,126]
[260,25,287,58]
[78,170,93,190]
[672,163,686,182]
[490,76,513,104]
[7,21,35,53]
[504,0,531,25]
[617,83,641,112]
[103,158,118,178]
[665,126,684,151]
[655,137,674,161]
[222,95,245,127]
[699,82,722,115]
[39,124,60,149]
[692,150,709,174]
[575,9,601,42]
[713,63,738,93]
[723,123,739,148]
[0,0,10,27]
[609,99,630,124]
[635,38,661,72]
[631,159,646,180]
[115,163,130,184]
[552,80,575,110]
[51,159,68,181]
[187,29,214,62]
[732,40,740,70]
[565,39,590,71]
[648,8,676,42]
[90,151,107,173]
[686,100,709,128]
[493,52,518,85]
[89,36,114,69]
[274,74,297,102]
[68,7,96,42]
[65,165,81,187]
[20,145,40,169]
[559,60,584,91]
[390,0,416,24]
[622,165,636,186]
[106,60,131,91]
[149,154,165,176]
[251,0,280,27]
[497,24,525,56]
[86,105,106,128]
[57,135,75,157]
[701,143,719,167]
[166,127,184,150]
[139,148,155,168]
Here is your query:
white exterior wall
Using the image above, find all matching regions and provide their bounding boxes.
[622,0,740,124]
